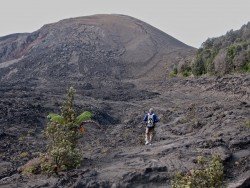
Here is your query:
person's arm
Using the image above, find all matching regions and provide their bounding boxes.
[154,114,159,123]
[143,114,148,122]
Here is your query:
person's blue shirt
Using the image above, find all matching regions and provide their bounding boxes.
[143,113,159,123]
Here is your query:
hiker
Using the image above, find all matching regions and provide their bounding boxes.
[143,108,159,145]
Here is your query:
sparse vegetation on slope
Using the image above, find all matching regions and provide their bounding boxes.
[172,155,224,188]
[190,22,250,76]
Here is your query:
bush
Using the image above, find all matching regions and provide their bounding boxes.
[245,120,250,128]
[19,157,41,175]
[181,66,192,77]
[171,155,224,188]
[43,87,92,173]
[204,49,218,74]
[169,65,178,78]
[20,152,29,158]
[241,61,250,73]
[192,55,206,76]
[169,71,177,78]
[192,47,218,76]
[227,45,237,60]
[182,70,191,77]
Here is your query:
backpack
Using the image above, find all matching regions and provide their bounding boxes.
[147,113,155,128]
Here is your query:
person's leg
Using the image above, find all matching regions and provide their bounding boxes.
[149,128,154,144]
[145,127,149,144]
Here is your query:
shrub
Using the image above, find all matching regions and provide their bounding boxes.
[192,55,206,76]
[169,65,178,78]
[171,155,224,188]
[22,165,37,175]
[227,45,237,60]
[169,71,177,78]
[43,87,92,173]
[20,152,29,158]
[181,66,192,77]
[245,120,250,128]
[19,157,41,175]
[241,61,250,73]
[204,49,218,74]
[173,65,178,75]
[192,47,218,76]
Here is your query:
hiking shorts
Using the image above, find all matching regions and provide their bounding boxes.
[146,126,155,134]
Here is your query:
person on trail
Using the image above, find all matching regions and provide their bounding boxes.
[143,108,159,145]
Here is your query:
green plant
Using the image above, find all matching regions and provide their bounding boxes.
[192,47,218,76]
[171,155,224,188]
[18,135,25,142]
[245,120,250,128]
[192,55,206,76]
[227,45,237,60]
[43,87,92,173]
[173,65,178,75]
[22,166,37,175]
[225,45,236,73]
[20,157,41,175]
[241,61,250,73]
[20,152,29,158]
[39,154,56,174]
[188,104,196,119]
[169,65,178,78]
[204,49,218,74]
[182,68,192,77]
[169,71,177,78]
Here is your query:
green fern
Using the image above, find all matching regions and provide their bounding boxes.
[76,111,93,125]
[47,113,65,124]
[48,111,92,125]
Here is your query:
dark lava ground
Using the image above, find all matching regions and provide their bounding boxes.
[0,74,249,188]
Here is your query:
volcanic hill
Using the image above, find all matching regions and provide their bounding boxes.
[0,14,194,82]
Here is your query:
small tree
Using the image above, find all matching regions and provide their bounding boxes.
[192,55,206,76]
[44,87,92,172]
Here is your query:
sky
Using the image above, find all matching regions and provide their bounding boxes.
[0,0,249,48]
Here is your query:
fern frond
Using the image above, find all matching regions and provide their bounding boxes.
[76,111,92,125]
[47,113,65,124]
